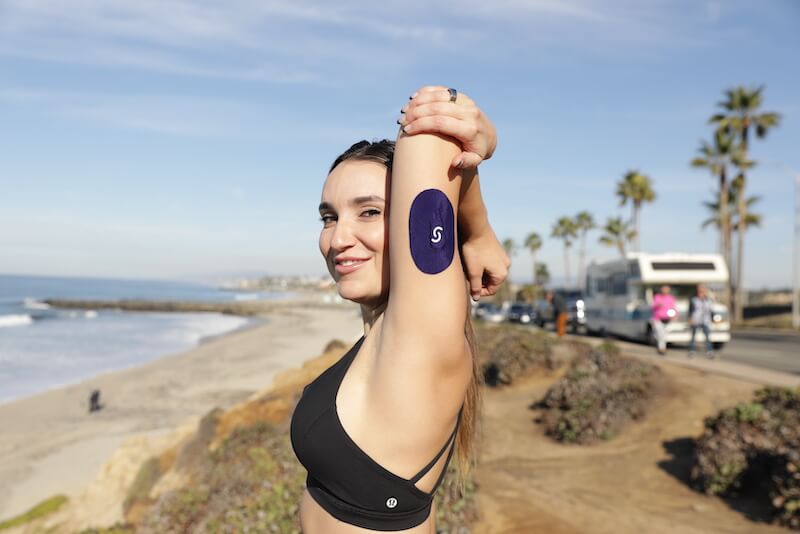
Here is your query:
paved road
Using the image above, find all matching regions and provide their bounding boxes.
[591,329,800,376]
[717,330,800,375]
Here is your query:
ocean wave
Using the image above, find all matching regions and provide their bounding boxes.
[0,314,34,328]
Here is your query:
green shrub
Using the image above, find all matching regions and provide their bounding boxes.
[691,386,800,529]
[535,343,660,444]
[0,495,68,530]
[123,456,161,512]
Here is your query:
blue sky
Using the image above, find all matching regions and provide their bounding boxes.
[1,0,798,288]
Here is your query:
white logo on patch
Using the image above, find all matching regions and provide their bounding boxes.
[386,497,398,509]
[430,226,444,244]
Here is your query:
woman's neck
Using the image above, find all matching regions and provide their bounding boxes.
[360,301,387,335]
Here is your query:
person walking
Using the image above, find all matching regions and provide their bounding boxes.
[651,285,677,355]
[547,290,567,338]
[688,284,715,358]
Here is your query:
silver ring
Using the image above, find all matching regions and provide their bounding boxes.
[448,87,457,103]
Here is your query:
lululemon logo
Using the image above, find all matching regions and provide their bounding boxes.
[431,225,444,244]
[386,497,398,509]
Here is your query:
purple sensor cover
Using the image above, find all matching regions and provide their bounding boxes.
[408,189,454,274]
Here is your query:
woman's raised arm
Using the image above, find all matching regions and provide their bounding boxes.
[381,124,469,368]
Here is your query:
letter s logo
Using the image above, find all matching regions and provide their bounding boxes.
[431,226,444,244]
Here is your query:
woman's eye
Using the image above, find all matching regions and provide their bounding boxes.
[320,214,336,224]
[361,209,381,218]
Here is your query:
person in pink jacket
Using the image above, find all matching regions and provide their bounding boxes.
[651,285,677,354]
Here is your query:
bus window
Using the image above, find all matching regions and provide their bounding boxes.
[628,260,641,278]
[611,273,627,295]
[596,278,608,294]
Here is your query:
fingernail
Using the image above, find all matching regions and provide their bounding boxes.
[411,91,418,98]
[401,105,408,113]
[396,119,401,125]
[455,159,463,168]
[402,124,412,133]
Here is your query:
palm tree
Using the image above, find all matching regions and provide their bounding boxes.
[524,232,542,286]
[551,216,578,287]
[535,263,550,286]
[691,129,745,311]
[710,85,781,322]
[615,170,656,251]
[574,211,595,290]
[502,237,516,257]
[702,184,762,291]
[598,217,636,258]
[701,187,762,233]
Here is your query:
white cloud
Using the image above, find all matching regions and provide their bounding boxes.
[0,0,747,84]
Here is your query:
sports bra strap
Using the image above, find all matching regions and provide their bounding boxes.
[409,408,463,484]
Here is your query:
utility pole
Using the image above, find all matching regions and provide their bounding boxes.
[794,173,800,329]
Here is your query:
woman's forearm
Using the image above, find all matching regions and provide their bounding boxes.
[458,170,491,240]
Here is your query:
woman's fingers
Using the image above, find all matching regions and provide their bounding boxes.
[408,87,474,107]
[469,273,483,300]
[402,115,477,142]
[453,151,484,169]
[403,101,477,122]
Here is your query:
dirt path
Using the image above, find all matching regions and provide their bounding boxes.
[472,350,791,533]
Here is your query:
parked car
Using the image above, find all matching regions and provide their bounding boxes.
[507,303,535,324]
[473,302,505,323]
[559,289,587,333]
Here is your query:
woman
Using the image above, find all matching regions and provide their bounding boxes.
[291,86,508,533]
[651,285,677,355]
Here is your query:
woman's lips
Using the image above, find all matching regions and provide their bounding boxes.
[335,258,368,275]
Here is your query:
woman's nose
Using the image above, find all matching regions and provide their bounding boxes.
[330,218,356,251]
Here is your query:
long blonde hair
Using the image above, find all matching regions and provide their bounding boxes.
[454,288,483,477]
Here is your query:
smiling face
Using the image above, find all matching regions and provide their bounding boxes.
[318,159,390,307]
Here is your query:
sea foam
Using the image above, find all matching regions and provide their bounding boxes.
[0,314,34,328]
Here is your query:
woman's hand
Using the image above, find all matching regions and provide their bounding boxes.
[400,85,497,169]
[460,230,510,301]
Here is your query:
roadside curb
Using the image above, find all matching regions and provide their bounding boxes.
[732,327,800,337]
[563,333,800,389]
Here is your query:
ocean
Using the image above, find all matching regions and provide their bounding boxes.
[0,274,287,405]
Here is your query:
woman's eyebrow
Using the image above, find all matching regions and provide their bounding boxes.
[351,195,385,205]
[318,195,385,212]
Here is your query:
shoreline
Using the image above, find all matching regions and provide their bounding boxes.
[0,310,253,408]
[0,302,362,522]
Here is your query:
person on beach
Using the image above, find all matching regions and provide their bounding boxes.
[688,284,715,358]
[651,285,677,355]
[291,86,506,533]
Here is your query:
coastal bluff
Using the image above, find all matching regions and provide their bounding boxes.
[5,339,354,533]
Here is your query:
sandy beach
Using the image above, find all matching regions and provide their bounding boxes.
[0,303,363,522]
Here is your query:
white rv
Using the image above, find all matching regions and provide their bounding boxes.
[584,253,731,348]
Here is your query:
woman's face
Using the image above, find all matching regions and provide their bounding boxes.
[318,159,390,307]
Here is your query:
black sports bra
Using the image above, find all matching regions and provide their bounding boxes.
[290,336,461,531]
